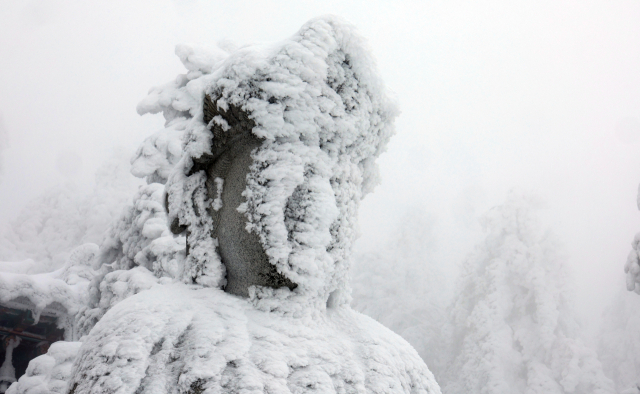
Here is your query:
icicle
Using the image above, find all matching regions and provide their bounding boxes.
[0,336,21,393]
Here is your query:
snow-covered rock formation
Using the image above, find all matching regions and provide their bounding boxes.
[67,16,441,394]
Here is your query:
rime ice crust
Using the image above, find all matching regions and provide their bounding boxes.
[68,284,440,394]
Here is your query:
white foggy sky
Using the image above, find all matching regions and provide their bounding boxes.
[1,0,640,331]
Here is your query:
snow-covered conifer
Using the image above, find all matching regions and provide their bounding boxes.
[0,149,139,271]
[444,190,614,394]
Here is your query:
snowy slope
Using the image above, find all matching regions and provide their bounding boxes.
[70,284,439,394]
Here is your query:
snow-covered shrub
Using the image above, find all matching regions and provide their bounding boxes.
[444,190,614,394]
[67,16,441,394]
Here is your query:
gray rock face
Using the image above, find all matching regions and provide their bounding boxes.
[178,94,296,297]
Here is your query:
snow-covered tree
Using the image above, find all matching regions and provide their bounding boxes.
[0,148,140,271]
[444,190,614,394]
[352,209,450,379]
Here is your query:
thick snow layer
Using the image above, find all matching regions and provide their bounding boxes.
[6,341,81,394]
[0,260,41,275]
[69,284,439,394]
[0,267,88,324]
[76,266,167,337]
[0,241,99,334]
[139,15,399,313]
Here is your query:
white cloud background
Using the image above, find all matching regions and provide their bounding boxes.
[1,0,639,332]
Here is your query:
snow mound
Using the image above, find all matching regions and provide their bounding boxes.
[0,266,90,323]
[69,284,439,394]
[0,260,41,275]
[6,341,81,394]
